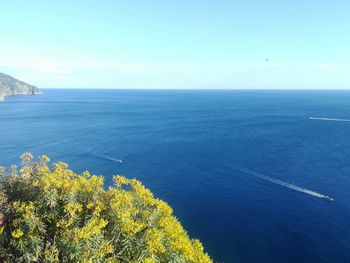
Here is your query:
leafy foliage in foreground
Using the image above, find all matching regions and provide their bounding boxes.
[0,153,212,263]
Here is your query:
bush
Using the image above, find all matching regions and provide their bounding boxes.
[0,153,212,263]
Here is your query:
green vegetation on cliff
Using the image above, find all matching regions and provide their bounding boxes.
[0,154,212,263]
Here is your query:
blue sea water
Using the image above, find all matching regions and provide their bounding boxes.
[1,89,350,263]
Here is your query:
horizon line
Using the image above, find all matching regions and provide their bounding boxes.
[39,87,350,91]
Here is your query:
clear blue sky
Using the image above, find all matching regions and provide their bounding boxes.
[1,0,349,89]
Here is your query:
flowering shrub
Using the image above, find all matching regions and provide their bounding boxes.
[0,153,212,263]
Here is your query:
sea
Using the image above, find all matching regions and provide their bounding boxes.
[1,89,350,263]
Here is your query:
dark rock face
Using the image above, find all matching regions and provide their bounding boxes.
[0,72,41,101]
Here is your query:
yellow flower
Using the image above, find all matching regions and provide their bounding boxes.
[146,229,165,254]
[99,242,114,255]
[155,200,173,216]
[20,167,33,177]
[121,219,145,235]
[64,202,83,217]
[11,229,24,239]
[39,155,50,163]
[113,175,129,187]
[144,258,156,263]
[76,218,108,240]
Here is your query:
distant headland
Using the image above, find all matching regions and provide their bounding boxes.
[0,72,41,102]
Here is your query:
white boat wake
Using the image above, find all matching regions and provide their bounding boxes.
[239,168,333,201]
[309,117,350,122]
[88,152,122,163]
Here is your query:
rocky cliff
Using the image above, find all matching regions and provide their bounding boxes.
[0,72,41,101]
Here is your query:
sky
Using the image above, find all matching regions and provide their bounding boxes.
[0,0,350,89]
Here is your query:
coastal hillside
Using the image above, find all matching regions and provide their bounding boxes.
[0,72,40,101]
